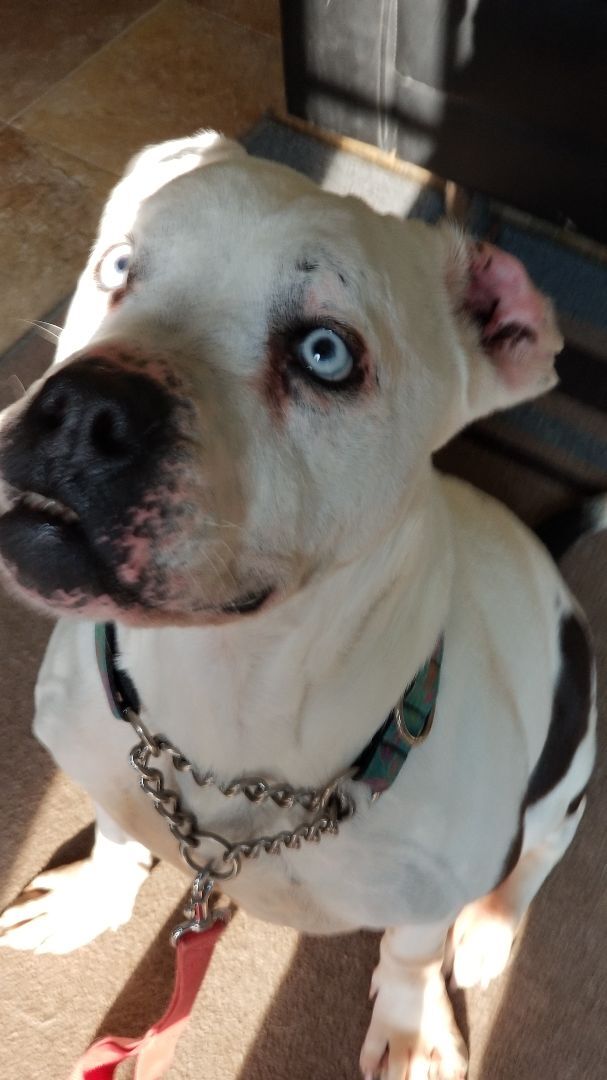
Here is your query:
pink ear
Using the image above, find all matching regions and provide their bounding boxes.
[464,242,563,393]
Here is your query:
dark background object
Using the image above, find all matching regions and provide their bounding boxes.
[281,0,607,242]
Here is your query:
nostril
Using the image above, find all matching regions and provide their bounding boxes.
[34,390,68,432]
[90,407,130,457]
[20,357,175,472]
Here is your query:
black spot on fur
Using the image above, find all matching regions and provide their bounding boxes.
[566,786,588,817]
[494,612,594,887]
[536,496,607,561]
[526,613,593,807]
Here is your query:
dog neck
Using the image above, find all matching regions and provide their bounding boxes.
[119,470,453,786]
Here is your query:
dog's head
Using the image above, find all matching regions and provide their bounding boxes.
[0,132,562,624]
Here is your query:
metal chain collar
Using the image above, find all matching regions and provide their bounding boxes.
[125,708,356,944]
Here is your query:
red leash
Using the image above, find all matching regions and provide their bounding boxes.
[70,923,225,1080]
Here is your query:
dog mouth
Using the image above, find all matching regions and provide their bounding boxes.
[0,484,275,621]
[0,482,116,603]
[218,587,274,616]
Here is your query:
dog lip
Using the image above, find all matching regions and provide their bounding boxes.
[218,586,274,616]
[13,488,80,525]
[0,501,112,602]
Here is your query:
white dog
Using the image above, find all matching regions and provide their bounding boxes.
[0,133,597,1080]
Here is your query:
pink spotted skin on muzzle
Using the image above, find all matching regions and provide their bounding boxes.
[107,479,201,605]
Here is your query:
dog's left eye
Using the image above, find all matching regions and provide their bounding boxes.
[96,243,132,292]
[295,328,354,383]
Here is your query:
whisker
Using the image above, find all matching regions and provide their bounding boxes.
[206,543,239,588]
[0,375,27,402]
[36,321,62,342]
[204,520,246,536]
[212,537,240,567]
[197,547,231,589]
[18,319,62,344]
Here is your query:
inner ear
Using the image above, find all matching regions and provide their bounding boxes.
[462,241,563,393]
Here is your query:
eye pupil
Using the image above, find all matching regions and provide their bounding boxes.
[313,336,335,361]
[115,255,129,272]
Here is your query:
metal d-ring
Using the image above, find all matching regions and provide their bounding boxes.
[393,698,434,746]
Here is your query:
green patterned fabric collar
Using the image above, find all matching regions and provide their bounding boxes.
[351,638,444,798]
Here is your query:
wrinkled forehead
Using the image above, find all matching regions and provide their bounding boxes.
[131,161,384,311]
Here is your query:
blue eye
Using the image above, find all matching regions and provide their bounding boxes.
[296,327,354,383]
[97,242,132,292]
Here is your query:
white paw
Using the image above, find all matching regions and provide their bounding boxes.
[0,858,147,954]
[450,900,515,990]
[360,970,468,1080]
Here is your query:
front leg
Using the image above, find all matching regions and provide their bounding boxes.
[361,921,467,1080]
[0,804,152,954]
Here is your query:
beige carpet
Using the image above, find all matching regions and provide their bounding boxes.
[1,207,607,1080]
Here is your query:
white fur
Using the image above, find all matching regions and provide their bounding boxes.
[0,133,595,1079]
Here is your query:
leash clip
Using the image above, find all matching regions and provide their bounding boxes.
[171,904,231,946]
[170,870,232,946]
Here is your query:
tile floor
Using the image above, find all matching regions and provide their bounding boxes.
[0,0,283,354]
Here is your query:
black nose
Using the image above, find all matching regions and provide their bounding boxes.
[3,357,175,504]
[24,357,174,467]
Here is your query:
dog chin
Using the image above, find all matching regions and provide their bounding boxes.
[0,565,119,623]
[0,557,277,628]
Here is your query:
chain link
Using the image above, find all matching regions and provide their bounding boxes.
[124,708,356,944]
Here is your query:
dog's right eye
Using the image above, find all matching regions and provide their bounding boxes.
[295,328,354,384]
[95,243,132,292]
[289,325,365,391]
